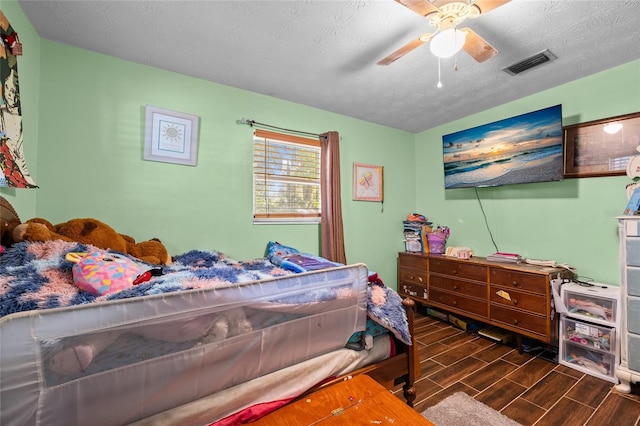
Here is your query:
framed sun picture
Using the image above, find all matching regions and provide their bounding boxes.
[144,105,200,166]
[353,163,383,202]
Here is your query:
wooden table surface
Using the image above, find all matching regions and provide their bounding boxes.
[253,374,434,425]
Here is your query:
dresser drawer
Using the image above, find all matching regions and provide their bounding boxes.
[398,281,428,301]
[626,237,640,267]
[430,288,488,318]
[490,285,547,315]
[431,275,487,299]
[398,253,428,271]
[398,267,427,286]
[628,334,640,372]
[429,258,487,282]
[624,219,640,237]
[490,305,547,337]
[628,297,640,334]
[490,268,547,294]
[627,267,640,296]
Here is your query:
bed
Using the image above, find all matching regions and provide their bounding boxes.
[0,197,419,425]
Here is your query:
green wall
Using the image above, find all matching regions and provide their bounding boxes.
[3,0,640,288]
[2,1,416,285]
[415,60,640,285]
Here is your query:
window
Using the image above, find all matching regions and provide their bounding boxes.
[253,129,321,223]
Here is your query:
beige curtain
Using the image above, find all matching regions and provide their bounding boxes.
[319,131,346,264]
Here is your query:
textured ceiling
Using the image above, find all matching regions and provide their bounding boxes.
[18,0,640,133]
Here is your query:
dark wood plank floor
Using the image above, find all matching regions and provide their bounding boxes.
[392,310,640,425]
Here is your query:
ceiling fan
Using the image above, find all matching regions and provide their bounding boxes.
[378,0,511,66]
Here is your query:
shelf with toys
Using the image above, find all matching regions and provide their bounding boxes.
[559,281,620,383]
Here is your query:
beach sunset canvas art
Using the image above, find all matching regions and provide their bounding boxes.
[443,105,564,189]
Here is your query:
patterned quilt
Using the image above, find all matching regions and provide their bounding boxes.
[0,240,292,316]
[0,240,411,345]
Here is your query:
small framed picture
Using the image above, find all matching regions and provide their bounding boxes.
[144,105,200,166]
[353,162,383,202]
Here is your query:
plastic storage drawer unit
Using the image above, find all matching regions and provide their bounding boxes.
[561,317,615,353]
[562,284,618,325]
[560,281,620,383]
[562,341,616,379]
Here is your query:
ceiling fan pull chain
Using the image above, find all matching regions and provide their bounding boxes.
[437,57,443,88]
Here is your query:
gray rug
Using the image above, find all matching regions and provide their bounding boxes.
[422,392,522,426]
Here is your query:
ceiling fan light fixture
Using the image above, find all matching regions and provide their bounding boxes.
[430,28,466,58]
[468,4,481,18]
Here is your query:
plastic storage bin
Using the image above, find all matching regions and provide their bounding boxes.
[562,283,618,325]
[561,317,615,353]
[426,233,446,254]
[562,341,615,379]
[560,281,620,383]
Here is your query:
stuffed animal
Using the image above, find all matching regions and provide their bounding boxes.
[11,217,170,265]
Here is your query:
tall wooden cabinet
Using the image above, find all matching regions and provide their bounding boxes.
[615,217,640,392]
[398,252,572,347]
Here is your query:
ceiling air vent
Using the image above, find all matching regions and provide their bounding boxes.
[502,49,557,76]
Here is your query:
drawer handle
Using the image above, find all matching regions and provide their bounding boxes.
[513,299,518,305]
[452,269,458,274]
[453,285,458,290]
[410,275,415,280]
[452,300,457,306]
[512,280,518,286]
[513,319,519,325]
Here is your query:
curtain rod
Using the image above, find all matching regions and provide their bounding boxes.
[236,117,322,138]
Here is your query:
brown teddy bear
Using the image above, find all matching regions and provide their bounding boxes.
[12,217,170,265]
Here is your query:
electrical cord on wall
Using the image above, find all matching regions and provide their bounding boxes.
[475,187,499,253]
[474,189,579,275]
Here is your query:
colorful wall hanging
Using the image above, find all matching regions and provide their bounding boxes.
[353,162,383,202]
[0,10,37,188]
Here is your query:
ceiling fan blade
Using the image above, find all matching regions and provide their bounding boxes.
[395,0,440,17]
[470,0,511,15]
[461,27,497,63]
[377,37,425,66]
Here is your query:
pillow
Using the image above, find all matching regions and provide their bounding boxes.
[72,251,146,295]
[267,241,342,273]
[267,241,300,265]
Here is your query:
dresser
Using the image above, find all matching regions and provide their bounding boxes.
[398,252,572,348]
[615,217,640,392]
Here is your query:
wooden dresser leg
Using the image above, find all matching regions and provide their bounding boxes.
[516,334,523,354]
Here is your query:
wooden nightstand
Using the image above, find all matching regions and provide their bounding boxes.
[254,374,433,425]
